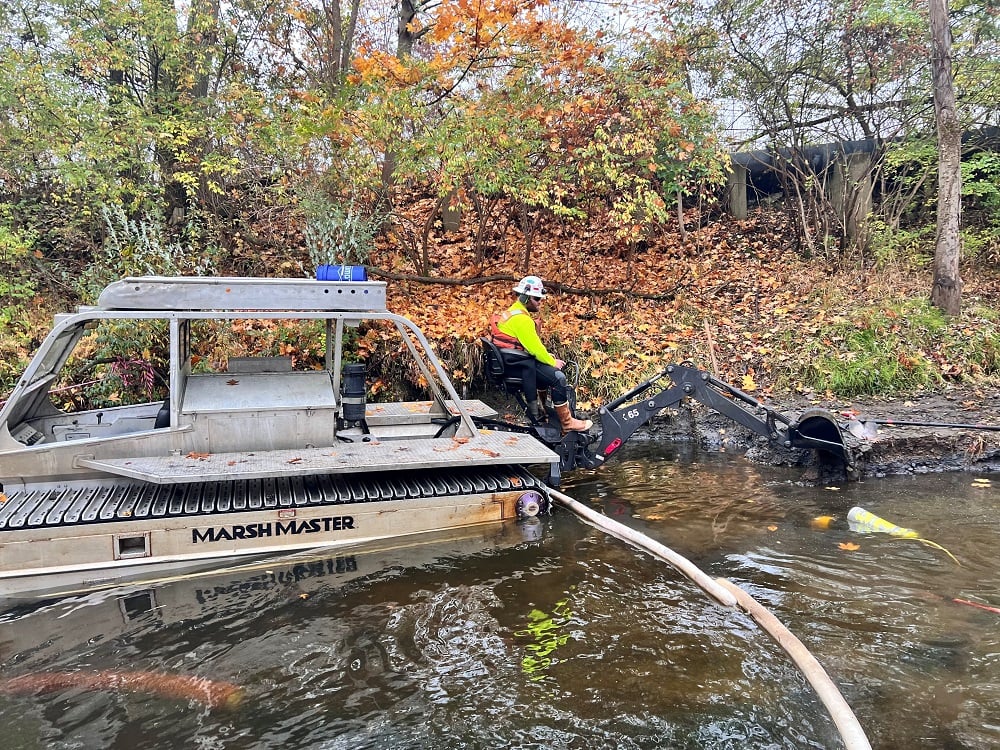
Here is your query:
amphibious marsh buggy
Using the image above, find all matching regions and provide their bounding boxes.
[0,276,557,593]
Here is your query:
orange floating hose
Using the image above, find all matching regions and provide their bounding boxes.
[0,670,244,709]
[953,597,1000,615]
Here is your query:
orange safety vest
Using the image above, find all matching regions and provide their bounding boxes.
[490,308,544,351]
[489,310,523,349]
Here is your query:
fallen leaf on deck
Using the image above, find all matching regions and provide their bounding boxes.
[838,542,860,551]
[186,452,211,460]
[767,525,778,531]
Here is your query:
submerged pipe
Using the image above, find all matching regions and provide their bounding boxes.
[0,670,244,709]
[548,487,872,750]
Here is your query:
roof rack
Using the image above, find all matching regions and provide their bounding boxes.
[97,277,387,312]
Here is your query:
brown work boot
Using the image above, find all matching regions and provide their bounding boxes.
[554,402,592,434]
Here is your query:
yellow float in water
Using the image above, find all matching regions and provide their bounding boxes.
[846,506,960,565]
[846,507,920,538]
[811,508,959,564]
[810,515,837,530]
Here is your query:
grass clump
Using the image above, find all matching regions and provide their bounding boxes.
[792,298,999,397]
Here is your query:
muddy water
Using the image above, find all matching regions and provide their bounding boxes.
[1,442,998,749]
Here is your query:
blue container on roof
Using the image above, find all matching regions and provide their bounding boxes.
[316,265,367,281]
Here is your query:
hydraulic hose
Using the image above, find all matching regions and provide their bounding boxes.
[547,487,872,750]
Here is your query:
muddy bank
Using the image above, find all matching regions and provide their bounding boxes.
[642,384,1000,482]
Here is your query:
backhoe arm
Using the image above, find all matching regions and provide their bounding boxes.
[590,370,686,463]
[585,363,857,473]
[590,364,788,462]
[503,362,859,483]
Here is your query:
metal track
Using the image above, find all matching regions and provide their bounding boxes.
[0,465,545,532]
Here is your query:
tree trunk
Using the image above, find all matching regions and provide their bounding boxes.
[397,0,418,58]
[676,189,687,242]
[929,0,963,316]
[377,0,420,207]
[188,0,220,101]
[188,0,222,210]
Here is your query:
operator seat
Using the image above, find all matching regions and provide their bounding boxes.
[154,398,171,428]
[480,338,532,403]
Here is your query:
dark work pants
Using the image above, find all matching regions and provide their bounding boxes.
[502,356,569,404]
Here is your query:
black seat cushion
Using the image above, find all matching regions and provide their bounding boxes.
[481,338,530,394]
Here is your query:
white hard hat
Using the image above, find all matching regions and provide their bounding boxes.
[513,275,546,298]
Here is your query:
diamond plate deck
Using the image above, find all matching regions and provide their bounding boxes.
[76,431,557,484]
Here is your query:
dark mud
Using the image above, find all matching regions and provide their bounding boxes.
[641,384,1000,483]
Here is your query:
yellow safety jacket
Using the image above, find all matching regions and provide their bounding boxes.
[489,301,556,366]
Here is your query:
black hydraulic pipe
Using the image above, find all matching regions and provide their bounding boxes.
[702,372,792,426]
[605,369,668,411]
[869,419,1000,432]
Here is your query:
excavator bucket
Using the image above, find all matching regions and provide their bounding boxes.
[787,408,853,466]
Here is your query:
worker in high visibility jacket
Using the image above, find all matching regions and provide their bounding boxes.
[489,275,592,434]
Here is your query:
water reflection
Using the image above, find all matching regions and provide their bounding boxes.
[1,442,998,749]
